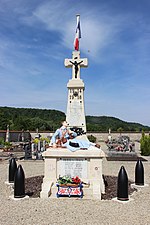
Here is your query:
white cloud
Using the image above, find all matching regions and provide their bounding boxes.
[21,1,126,60]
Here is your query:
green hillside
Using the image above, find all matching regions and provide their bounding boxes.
[0,106,149,132]
[0,107,65,131]
[86,116,150,132]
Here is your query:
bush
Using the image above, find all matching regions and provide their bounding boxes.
[4,142,12,147]
[33,138,39,144]
[33,137,50,144]
[87,135,97,143]
[0,137,4,145]
[140,132,150,156]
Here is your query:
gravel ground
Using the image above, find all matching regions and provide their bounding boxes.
[0,157,150,225]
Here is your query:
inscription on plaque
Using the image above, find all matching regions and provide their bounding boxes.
[58,158,87,178]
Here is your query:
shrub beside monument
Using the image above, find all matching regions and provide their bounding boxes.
[140,131,150,156]
[87,135,96,143]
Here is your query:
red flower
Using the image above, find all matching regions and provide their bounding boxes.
[72,176,81,184]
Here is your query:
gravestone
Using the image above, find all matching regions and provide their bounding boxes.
[24,143,32,160]
[108,128,112,142]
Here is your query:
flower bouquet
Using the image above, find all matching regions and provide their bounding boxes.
[57,175,81,187]
[56,176,83,198]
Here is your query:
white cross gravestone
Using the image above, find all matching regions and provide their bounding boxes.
[65,51,88,132]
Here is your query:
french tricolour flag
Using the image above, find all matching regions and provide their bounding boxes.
[74,15,81,51]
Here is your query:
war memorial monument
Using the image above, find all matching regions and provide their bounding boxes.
[40,15,105,199]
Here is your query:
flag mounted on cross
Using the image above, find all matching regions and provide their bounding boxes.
[74,15,81,51]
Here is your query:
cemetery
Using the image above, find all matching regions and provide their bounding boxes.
[0,150,150,224]
[0,15,150,225]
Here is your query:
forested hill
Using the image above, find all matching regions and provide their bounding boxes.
[0,107,65,131]
[86,116,150,132]
[0,106,149,132]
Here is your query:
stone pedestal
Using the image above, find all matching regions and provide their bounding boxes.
[40,147,105,199]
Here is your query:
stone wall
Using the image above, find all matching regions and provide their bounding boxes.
[30,131,148,142]
[0,131,31,142]
[0,131,148,142]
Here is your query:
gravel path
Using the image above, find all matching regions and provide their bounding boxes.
[0,157,150,225]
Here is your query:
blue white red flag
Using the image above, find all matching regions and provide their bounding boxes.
[74,15,81,51]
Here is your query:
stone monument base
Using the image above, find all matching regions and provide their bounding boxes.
[40,147,105,199]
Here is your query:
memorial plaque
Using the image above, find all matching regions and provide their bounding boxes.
[58,158,88,178]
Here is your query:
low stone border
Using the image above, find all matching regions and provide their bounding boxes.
[25,175,137,200]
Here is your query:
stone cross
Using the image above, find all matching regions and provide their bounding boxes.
[64,51,88,79]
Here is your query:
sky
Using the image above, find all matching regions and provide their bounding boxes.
[0,0,150,126]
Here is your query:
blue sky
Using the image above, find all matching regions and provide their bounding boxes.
[0,0,150,126]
